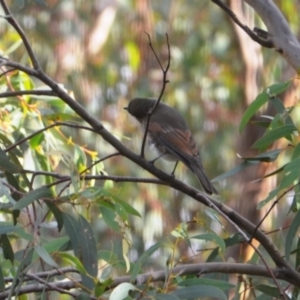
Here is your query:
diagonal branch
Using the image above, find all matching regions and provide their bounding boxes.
[211,0,274,48]
[243,0,300,71]
[1,2,300,288]
[3,54,299,283]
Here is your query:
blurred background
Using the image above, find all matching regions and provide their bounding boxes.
[1,0,300,270]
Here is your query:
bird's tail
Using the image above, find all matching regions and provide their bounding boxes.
[191,162,218,195]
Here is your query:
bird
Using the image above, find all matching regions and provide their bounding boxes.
[124,98,218,195]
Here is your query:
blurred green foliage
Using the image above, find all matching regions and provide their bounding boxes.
[1,0,300,299]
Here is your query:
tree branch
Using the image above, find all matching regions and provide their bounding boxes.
[243,0,300,71]
[211,0,274,48]
[1,262,297,299]
[2,54,298,283]
[140,33,171,158]
[1,1,300,290]
[0,89,57,98]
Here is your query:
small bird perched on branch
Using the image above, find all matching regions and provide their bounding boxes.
[124,98,218,195]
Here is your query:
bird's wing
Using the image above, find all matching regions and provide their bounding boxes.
[148,122,218,194]
[148,122,199,167]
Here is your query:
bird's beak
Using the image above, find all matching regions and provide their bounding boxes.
[123,107,128,110]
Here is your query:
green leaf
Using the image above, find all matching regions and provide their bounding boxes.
[13,187,52,210]
[213,149,282,182]
[239,91,268,133]
[252,124,297,150]
[4,39,23,56]
[292,143,300,159]
[29,132,44,148]
[239,80,291,133]
[257,188,280,210]
[8,247,34,298]
[0,148,20,173]
[5,171,23,201]
[0,234,14,264]
[0,222,23,235]
[267,80,292,96]
[99,205,120,231]
[206,234,244,262]
[295,237,300,271]
[191,233,226,254]
[59,252,87,274]
[0,266,4,292]
[125,41,140,71]
[277,156,300,191]
[97,188,141,218]
[212,161,258,182]
[242,149,281,162]
[171,285,227,300]
[34,245,59,268]
[270,97,295,126]
[74,144,87,170]
[98,250,119,265]
[95,278,114,297]
[63,213,97,291]
[285,209,300,261]
[255,284,286,298]
[45,201,64,232]
[113,197,141,218]
[130,242,163,282]
[76,291,94,299]
[263,165,285,179]
[43,237,70,254]
[251,120,271,128]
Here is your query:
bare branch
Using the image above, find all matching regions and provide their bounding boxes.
[3,267,78,283]
[243,0,300,71]
[251,186,295,240]
[80,152,121,175]
[211,0,274,48]
[140,33,171,157]
[0,89,57,98]
[113,262,300,288]
[5,122,95,152]
[0,262,297,299]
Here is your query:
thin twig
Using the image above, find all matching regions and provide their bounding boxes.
[251,185,295,241]
[0,89,57,98]
[5,122,95,152]
[3,267,78,283]
[140,33,171,158]
[20,169,166,185]
[80,152,121,175]
[211,0,274,48]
